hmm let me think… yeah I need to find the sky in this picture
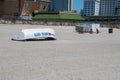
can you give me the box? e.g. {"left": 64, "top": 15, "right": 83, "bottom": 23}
{"left": 73, "top": 0, "right": 83, "bottom": 12}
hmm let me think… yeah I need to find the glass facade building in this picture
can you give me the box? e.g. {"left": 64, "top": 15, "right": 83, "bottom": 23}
{"left": 115, "top": 0, "right": 120, "bottom": 15}
{"left": 49, "top": 0, "right": 73, "bottom": 11}
{"left": 27, "top": 0, "right": 73, "bottom": 12}
{"left": 83, "top": 0, "right": 100, "bottom": 16}
{"left": 33, "top": 0, "right": 49, "bottom": 2}
{"left": 100, "top": 0, "right": 115, "bottom": 16}
{"left": 100, "top": 0, "right": 120, "bottom": 16}
{"left": 84, "top": 0, "right": 120, "bottom": 16}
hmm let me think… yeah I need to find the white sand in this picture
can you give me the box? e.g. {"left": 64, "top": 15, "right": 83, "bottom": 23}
{"left": 0, "top": 24, "right": 120, "bottom": 80}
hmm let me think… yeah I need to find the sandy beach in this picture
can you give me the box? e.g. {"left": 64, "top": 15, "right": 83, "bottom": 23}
{"left": 0, "top": 24, "right": 120, "bottom": 80}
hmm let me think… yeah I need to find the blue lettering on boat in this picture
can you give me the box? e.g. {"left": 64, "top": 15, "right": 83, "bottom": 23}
{"left": 42, "top": 32, "right": 50, "bottom": 36}
{"left": 34, "top": 32, "right": 50, "bottom": 36}
{"left": 34, "top": 33, "right": 41, "bottom": 36}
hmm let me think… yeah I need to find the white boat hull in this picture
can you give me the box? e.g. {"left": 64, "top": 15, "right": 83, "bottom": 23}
{"left": 12, "top": 28, "right": 56, "bottom": 41}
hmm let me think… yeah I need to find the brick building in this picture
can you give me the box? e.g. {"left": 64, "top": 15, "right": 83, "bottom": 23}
{"left": 0, "top": 0, "right": 24, "bottom": 16}
{"left": 0, "top": 0, "right": 49, "bottom": 17}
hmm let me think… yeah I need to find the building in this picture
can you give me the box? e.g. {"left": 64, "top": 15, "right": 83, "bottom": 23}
{"left": 83, "top": 0, "right": 120, "bottom": 16}
{"left": 115, "top": 0, "right": 120, "bottom": 15}
{"left": 0, "top": 0, "right": 4, "bottom": 16}
{"left": 0, "top": 0, "right": 73, "bottom": 17}
{"left": 100, "top": 0, "right": 116, "bottom": 16}
{"left": 0, "top": 0, "right": 49, "bottom": 17}
{"left": 68, "top": 0, "right": 73, "bottom": 11}
{"left": 49, "top": 0, "right": 73, "bottom": 11}
{"left": 83, "top": 0, "right": 100, "bottom": 16}
{"left": 0, "top": 0, "right": 24, "bottom": 17}
{"left": 34, "top": 0, "right": 49, "bottom": 2}
{"left": 100, "top": 0, "right": 120, "bottom": 16}
{"left": 31, "top": 0, "right": 50, "bottom": 13}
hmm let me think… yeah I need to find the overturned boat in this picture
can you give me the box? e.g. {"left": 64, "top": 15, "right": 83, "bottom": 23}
{"left": 11, "top": 28, "right": 56, "bottom": 41}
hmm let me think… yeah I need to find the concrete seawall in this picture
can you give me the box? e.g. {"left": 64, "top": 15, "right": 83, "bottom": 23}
{"left": 1, "top": 18, "right": 120, "bottom": 28}
{"left": 0, "top": 18, "right": 80, "bottom": 26}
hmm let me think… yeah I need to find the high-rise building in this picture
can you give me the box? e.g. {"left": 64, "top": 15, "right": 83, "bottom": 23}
{"left": 100, "top": 0, "right": 120, "bottom": 16}
{"left": 49, "top": 0, "right": 73, "bottom": 11}
{"left": 34, "top": 0, "right": 49, "bottom": 2}
{"left": 68, "top": 0, "right": 73, "bottom": 11}
{"left": 83, "top": 0, "right": 100, "bottom": 16}
{"left": 83, "top": 0, "right": 120, "bottom": 16}
{"left": 115, "top": 0, "right": 120, "bottom": 15}
{"left": 100, "top": 0, "right": 116, "bottom": 16}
